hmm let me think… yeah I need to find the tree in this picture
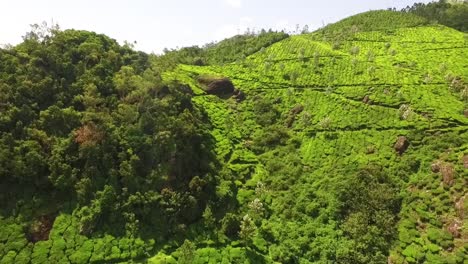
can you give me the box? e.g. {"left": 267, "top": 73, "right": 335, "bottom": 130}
{"left": 336, "top": 165, "right": 401, "bottom": 264}
{"left": 313, "top": 51, "right": 320, "bottom": 69}
{"left": 264, "top": 61, "right": 272, "bottom": 74}
{"left": 350, "top": 46, "right": 360, "bottom": 56}
{"left": 113, "top": 66, "right": 144, "bottom": 98}
{"left": 178, "top": 240, "right": 196, "bottom": 264}
{"left": 248, "top": 198, "right": 264, "bottom": 218}
{"left": 299, "top": 48, "right": 306, "bottom": 63}
{"left": 319, "top": 116, "right": 332, "bottom": 129}
{"left": 290, "top": 71, "right": 300, "bottom": 85}
{"left": 202, "top": 206, "right": 215, "bottom": 229}
{"left": 366, "top": 50, "right": 375, "bottom": 62}
{"left": 23, "top": 21, "right": 60, "bottom": 42}
{"left": 368, "top": 66, "right": 376, "bottom": 80}
{"left": 239, "top": 214, "right": 256, "bottom": 245}
{"left": 401, "top": 0, "right": 468, "bottom": 32}
{"left": 399, "top": 104, "right": 413, "bottom": 120}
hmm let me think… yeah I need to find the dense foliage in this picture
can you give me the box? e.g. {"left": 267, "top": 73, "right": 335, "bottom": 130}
{"left": 154, "top": 30, "right": 288, "bottom": 68}
{"left": 316, "top": 10, "right": 429, "bottom": 35}
{"left": 402, "top": 0, "right": 468, "bottom": 32}
{"left": 1, "top": 8, "right": 467, "bottom": 264}
{"left": 0, "top": 26, "right": 219, "bottom": 262}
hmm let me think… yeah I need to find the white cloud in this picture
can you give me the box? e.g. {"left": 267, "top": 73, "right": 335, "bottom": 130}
{"left": 213, "top": 17, "right": 254, "bottom": 41}
{"left": 213, "top": 24, "right": 238, "bottom": 40}
{"left": 275, "top": 19, "right": 291, "bottom": 31}
{"left": 225, "top": 0, "right": 242, "bottom": 8}
{"left": 240, "top": 17, "right": 253, "bottom": 24}
{"left": 213, "top": 16, "right": 254, "bottom": 41}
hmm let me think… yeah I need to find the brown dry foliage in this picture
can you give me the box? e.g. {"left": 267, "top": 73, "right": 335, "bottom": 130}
{"left": 440, "top": 163, "right": 455, "bottom": 186}
{"left": 27, "top": 215, "right": 56, "bottom": 243}
{"left": 394, "top": 136, "right": 409, "bottom": 155}
{"left": 455, "top": 195, "right": 466, "bottom": 219}
{"left": 431, "top": 160, "right": 442, "bottom": 173}
{"left": 74, "top": 123, "right": 104, "bottom": 147}
{"left": 362, "top": 95, "right": 371, "bottom": 104}
{"left": 446, "top": 219, "right": 462, "bottom": 238}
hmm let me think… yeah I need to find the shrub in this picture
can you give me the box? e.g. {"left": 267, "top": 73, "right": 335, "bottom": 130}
{"left": 402, "top": 243, "right": 425, "bottom": 261}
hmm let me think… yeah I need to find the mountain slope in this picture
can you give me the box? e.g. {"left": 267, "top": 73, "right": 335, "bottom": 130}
{"left": 161, "top": 11, "right": 468, "bottom": 263}
{"left": 0, "top": 10, "right": 467, "bottom": 264}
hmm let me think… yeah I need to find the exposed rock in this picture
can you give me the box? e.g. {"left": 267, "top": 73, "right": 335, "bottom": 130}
{"left": 178, "top": 84, "right": 194, "bottom": 95}
{"left": 362, "top": 95, "right": 370, "bottom": 104}
{"left": 446, "top": 219, "right": 462, "bottom": 238}
{"left": 156, "top": 85, "right": 170, "bottom": 98}
{"left": 362, "top": 95, "right": 373, "bottom": 105}
{"left": 431, "top": 160, "right": 441, "bottom": 173}
{"left": 27, "top": 214, "right": 56, "bottom": 243}
{"left": 232, "top": 89, "right": 246, "bottom": 102}
{"left": 440, "top": 163, "right": 455, "bottom": 186}
{"left": 198, "top": 76, "right": 235, "bottom": 96}
{"left": 286, "top": 104, "right": 304, "bottom": 128}
{"left": 455, "top": 195, "right": 466, "bottom": 218}
{"left": 394, "top": 136, "right": 409, "bottom": 155}
{"left": 290, "top": 104, "right": 304, "bottom": 115}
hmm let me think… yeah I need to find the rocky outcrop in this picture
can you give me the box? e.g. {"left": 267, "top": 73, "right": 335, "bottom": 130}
{"left": 394, "top": 136, "right": 409, "bottom": 155}
{"left": 232, "top": 88, "right": 245, "bottom": 102}
{"left": 431, "top": 160, "right": 441, "bottom": 173}
{"left": 440, "top": 163, "right": 455, "bottom": 186}
{"left": 286, "top": 104, "right": 304, "bottom": 127}
{"left": 362, "top": 95, "right": 372, "bottom": 104}
{"left": 198, "top": 76, "right": 235, "bottom": 96}
{"left": 27, "top": 214, "right": 56, "bottom": 243}
{"left": 290, "top": 104, "right": 304, "bottom": 115}
{"left": 198, "top": 75, "right": 245, "bottom": 101}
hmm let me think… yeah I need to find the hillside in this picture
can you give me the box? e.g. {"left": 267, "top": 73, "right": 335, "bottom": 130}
{"left": 1, "top": 10, "right": 467, "bottom": 264}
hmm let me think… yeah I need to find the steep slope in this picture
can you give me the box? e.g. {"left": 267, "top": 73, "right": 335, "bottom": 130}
{"left": 160, "top": 11, "right": 468, "bottom": 264}
{"left": 153, "top": 30, "right": 288, "bottom": 67}
{"left": 316, "top": 10, "right": 429, "bottom": 33}
{"left": 0, "top": 29, "right": 218, "bottom": 263}
{"left": 402, "top": 0, "right": 468, "bottom": 32}
{"left": 0, "top": 10, "right": 467, "bottom": 264}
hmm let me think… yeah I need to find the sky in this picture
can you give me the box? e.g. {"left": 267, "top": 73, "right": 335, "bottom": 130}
{"left": 1, "top": 0, "right": 433, "bottom": 54}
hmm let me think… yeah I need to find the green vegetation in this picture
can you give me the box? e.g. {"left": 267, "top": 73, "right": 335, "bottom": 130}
{"left": 1, "top": 4, "right": 468, "bottom": 264}
{"left": 402, "top": 0, "right": 468, "bottom": 32}
{"left": 154, "top": 30, "right": 288, "bottom": 68}
{"left": 317, "top": 10, "right": 429, "bottom": 34}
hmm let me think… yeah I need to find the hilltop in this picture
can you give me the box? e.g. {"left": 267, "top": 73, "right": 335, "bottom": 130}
{"left": 0, "top": 9, "right": 467, "bottom": 264}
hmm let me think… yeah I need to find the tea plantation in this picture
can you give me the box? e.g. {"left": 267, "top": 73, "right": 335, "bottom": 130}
{"left": 0, "top": 9, "right": 467, "bottom": 264}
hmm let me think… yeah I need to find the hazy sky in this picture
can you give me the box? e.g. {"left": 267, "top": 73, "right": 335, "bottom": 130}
{"left": 1, "top": 0, "right": 433, "bottom": 53}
